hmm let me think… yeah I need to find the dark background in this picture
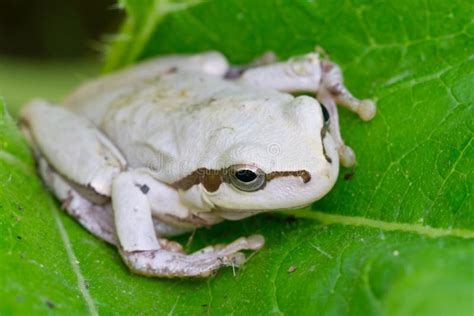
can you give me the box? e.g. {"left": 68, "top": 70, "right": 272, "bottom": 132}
{"left": 0, "top": 0, "right": 122, "bottom": 59}
{"left": 0, "top": 0, "right": 123, "bottom": 116}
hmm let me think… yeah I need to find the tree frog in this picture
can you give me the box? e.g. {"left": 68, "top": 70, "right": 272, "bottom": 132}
{"left": 20, "top": 51, "right": 375, "bottom": 277}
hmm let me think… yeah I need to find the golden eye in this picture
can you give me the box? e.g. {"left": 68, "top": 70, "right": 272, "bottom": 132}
{"left": 229, "top": 164, "right": 266, "bottom": 192}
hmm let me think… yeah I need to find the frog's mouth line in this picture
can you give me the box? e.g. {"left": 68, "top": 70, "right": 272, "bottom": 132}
{"left": 172, "top": 168, "right": 311, "bottom": 193}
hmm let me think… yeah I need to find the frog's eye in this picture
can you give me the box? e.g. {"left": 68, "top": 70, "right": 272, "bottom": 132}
{"left": 229, "top": 165, "right": 266, "bottom": 192}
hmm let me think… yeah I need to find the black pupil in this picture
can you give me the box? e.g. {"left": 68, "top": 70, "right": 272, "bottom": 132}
{"left": 321, "top": 104, "right": 330, "bottom": 123}
{"left": 235, "top": 170, "right": 257, "bottom": 182}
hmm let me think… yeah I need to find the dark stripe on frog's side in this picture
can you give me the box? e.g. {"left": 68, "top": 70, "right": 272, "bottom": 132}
{"left": 320, "top": 126, "right": 332, "bottom": 164}
{"left": 171, "top": 168, "right": 311, "bottom": 192}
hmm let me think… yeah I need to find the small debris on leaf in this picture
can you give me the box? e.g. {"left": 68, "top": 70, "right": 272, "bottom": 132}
{"left": 285, "top": 215, "right": 297, "bottom": 224}
{"left": 344, "top": 171, "right": 355, "bottom": 181}
{"left": 45, "top": 299, "right": 56, "bottom": 309}
{"left": 287, "top": 266, "right": 296, "bottom": 273}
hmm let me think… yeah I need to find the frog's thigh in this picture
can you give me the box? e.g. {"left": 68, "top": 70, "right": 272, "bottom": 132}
{"left": 38, "top": 156, "right": 118, "bottom": 245}
{"left": 20, "top": 99, "right": 126, "bottom": 196}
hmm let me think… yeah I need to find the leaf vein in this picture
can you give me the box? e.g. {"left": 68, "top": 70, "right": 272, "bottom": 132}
{"left": 0, "top": 150, "right": 35, "bottom": 175}
{"left": 51, "top": 203, "right": 99, "bottom": 316}
{"left": 289, "top": 209, "right": 474, "bottom": 239}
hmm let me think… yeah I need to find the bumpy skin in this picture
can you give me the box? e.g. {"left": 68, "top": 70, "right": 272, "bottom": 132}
{"left": 20, "top": 51, "right": 375, "bottom": 277}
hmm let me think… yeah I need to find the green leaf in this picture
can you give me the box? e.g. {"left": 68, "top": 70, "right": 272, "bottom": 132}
{"left": 0, "top": 58, "right": 97, "bottom": 117}
{"left": 103, "top": 0, "right": 202, "bottom": 72}
{"left": 2, "top": 0, "right": 474, "bottom": 315}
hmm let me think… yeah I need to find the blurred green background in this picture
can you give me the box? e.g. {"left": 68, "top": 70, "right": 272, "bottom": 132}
{"left": 0, "top": 0, "right": 122, "bottom": 116}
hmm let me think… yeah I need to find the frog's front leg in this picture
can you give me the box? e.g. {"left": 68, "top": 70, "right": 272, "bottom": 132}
{"left": 113, "top": 171, "right": 264, "bottom": 277}
{"left": 236, "top": 52, "right": 376, "bottom": 167}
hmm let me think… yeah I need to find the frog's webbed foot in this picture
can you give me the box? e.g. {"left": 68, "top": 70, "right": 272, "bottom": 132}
{"left": 120, "top": 235, "right": 264, "bottom": 278}
{"left": 236, "top": 51, "right": 376, "bottom": 167}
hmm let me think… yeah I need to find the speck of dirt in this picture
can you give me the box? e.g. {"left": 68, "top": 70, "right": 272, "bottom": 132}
{"left": 140, "top": 184, "right": 150, "bottom": 194}
{"left": 167, "top": 66, "right": 178, "bottom": 74}
{"left": 84, "top": 280, "right": 90, "bottom": 289}
{"left": 344, "top": 171, "right": 355, "bottom": 181}
{"left": 45, "top": 299, "right": 56, "bottom": 309}
{"left": 16, "top": 236, "right": 22, "bottom": 240}
{"left": 287, "top": 266, "right": 296, "bottom": 273}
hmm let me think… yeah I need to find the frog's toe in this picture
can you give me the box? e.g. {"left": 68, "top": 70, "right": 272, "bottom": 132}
{"left": 358, "top": 99, "right": 376, "bottom": 121}
{"left": 158, "top": 238, "right": 184, "bottom": 253}
{"left": 339, "top": 145, "right": 356, "bottom": 168}
{"left": 215, "top": 235, "right": 265, "bottom": 255}
{"left": 191, "top": 235, "right": 265, "bottom": 258}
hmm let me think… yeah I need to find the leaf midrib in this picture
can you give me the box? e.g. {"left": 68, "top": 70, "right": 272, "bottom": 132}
{"left": 289, "top": 209, "right": 474, "bottom": 239}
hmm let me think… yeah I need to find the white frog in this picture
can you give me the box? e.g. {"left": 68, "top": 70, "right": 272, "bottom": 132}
{"left": 20, "top": 51, "right": 375, "bottom": 277}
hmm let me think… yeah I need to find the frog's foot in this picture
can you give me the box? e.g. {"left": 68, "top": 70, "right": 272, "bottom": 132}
{"left": 318, "top": 91, "right": 357, "bottom": 167}
{"left": 318, "top": 60, "right": 377, "bottom": 167}
{"left": 120, "top": 235, "right": 264, "bottom": 278}
{"left": 235, "top": 51, "right": 376, "bottom": 167}
{"left": 320, "top": 60, "right": 376, "bottom": 121}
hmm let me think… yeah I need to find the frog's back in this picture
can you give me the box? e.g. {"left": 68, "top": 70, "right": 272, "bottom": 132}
{"left": 86, "top": 72, "right": 296, "bottom": 182}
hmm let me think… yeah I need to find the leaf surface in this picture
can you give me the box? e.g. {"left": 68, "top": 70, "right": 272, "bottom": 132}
{"left": 1, "top": 0, "right": 474, "bottom": 315}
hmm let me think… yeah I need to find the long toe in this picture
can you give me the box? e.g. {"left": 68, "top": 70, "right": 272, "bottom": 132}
{"left": 359, "top": 100, "right": 376, "bottom": 121}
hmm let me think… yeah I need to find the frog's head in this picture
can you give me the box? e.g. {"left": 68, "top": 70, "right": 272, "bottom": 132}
{"left": 173, "top": 95, "right": 339, "bottom": 219}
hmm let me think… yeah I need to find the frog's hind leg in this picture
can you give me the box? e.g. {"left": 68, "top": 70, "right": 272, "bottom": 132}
{"left": 37, "top": 154, "right": 189, "bottom": 251}
{"left": 120, "top": 234, "right": 264, "bottom": 278}
{"left": 20, "top": 99, "right": 127, "bottom": 196}
{"left": 38, "top": 156, "right": 118, "bottom": 245}
{"left": 20, "top": 99, "right": 128, "bottom": 243}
